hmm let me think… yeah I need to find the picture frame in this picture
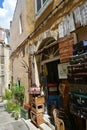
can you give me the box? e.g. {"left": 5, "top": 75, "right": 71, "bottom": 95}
{"left": 58, "top": 62, "right": 69, "bottom": 79}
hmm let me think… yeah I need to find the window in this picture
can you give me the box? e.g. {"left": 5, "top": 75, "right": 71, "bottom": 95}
{"left": 0, "top": 57, "right": 4, "bottom": 64}
{"left": 21, "top": 47, "right": 25, "bottom": 57}
{"left": 43, "top": 0, "right": 47, "bottom": 4}
{"left": 35, "top": 0, "right": 49, "bottom": 15}
{"left": 0, "top": 45, "right": 4, "bottom": 55}
{"left": 1, "top": 76, "right": 4, "bottom": 84}
{"left": 36, "top": 0, "right": 41, "bottom": 12}
{"left": 0, "top": 30, "right": 5, "bottom": 40}
{"left": 1, "top": 71, "right": 4, "bottom": 75}
{"left": 19, "top": 14, "right": 23, "bottom": 34}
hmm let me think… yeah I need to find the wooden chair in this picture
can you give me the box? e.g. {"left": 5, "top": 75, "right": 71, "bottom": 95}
{"left": 53, "top": 109, "right": 65, "bottom": 130}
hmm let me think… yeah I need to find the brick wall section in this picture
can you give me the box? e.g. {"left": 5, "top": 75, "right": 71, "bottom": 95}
{"left": 58, "top": 34, "right": 77, "bottom": 110}
{"left": 58, "top": 34, "right": 76, "bottom": 63}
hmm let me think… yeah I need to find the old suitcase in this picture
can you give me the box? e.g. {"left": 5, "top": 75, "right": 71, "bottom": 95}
{"left": 69, "top": 84, "right": 87, "bottom": 94}
{"left": 68, "top": 72, "right": 87, "bottom": 84}
{"left": 67, "top": 63, "right": 87, "bottom": 73}
{"left": 69, "top": 92, "right": 87, "bottom": 119}
{"left": 69, "top": 52, "right": 87, "bottom": 64}
{"left": 67, "top": 62, "right": 87, "bottom": 84}
{"left": 73, "top": 40, "right": 87, "bottom": 55}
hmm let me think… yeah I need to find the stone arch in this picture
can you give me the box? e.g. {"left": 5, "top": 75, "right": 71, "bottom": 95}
{"left": 35, "top": 29, "right": 57, "bottom": 52}
{"left": 32, "top": 30, "right": 58, "bottom": 87}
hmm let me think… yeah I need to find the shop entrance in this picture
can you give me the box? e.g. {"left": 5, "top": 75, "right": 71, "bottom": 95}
{"left": 45, "top": 60, "right": 60, "bottom": 118}
{"left": 46, "top": 60, "right": 59, "bottom": 84}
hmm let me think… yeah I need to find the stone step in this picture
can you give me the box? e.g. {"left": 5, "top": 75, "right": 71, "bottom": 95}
{"left": 22, "top": 114, "right": 55, "bottom": 130}
{"left": 0, "top": 120, "right": 30, "bottom": 130}
{"left": 23, "top": 118, "right": 55, "bottom": 130}
{"left": 43, "top": 114, "right": 55, "bottom": 130}
{"left": 39, "top": 123, "right": 53, "bottom": 130}
{"left": 22, "top": 118, "right": 40, "bottom": 130}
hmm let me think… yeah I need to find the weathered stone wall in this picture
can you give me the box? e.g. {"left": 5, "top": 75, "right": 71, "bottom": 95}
{"left": 10, "top": 0, "right": 87, "bottom": 104}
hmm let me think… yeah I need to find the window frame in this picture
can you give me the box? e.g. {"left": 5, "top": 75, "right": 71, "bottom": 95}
{"left": 19, "top": 14, "right": 23, "bottom": 34}
{"left": 21, "top": 47, "right": 25, "bottom": 57}
{"left": 35, "top": 0, "right": 53, "bottom": 18}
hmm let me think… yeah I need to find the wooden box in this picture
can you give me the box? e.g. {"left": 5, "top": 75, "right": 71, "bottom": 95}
{"left": 32, "top": 96, "right": 45, "bottom": 105}
{"left": 30, "top": 110, "right": 44, "bottom": 126}
{"left": 31, "top": 103, "right": 44, "bottom": 113}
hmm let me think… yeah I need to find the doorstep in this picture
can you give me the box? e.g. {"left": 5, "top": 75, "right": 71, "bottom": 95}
{"left": 22, "top": 114, "right": 55, "bottom": 130}
{"left": 39, "top": 123, "right": 53, "bottom": 130}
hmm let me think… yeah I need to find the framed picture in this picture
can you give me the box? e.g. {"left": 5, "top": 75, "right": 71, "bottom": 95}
{"left": 58, "top": 62, "right": 69, "bottom": 79}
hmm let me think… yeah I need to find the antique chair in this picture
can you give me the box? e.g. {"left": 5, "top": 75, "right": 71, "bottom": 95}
{"left": 53, "top": 109, "right": 65, "bottom": 130}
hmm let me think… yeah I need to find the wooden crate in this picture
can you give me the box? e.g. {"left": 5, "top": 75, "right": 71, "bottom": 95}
{"left": 30, "top": 110, "right": 44, "bottom": 126}
{"left": 32, "top": 96, "right": 45, "bottom": 105}
{"left": 31, "top": 103, "right": 44, "bottom": 113}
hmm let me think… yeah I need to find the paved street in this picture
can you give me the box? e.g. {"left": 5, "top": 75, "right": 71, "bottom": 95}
{"left": 0, "top": 102, "right": 54, "bottom": 130}
{"left": 0, "top": 110, "right": 15, "bottom": 124}
{"left": 0, "top": 110, "right": 54, "bottom": 130}
{"left": 0, "top": 120, "right": 30, "bottom": 130}
{"left": 0, "top": 101, "right": 30, "bottom": 130}
{"left": 0, "top": 109, "right": 30, "bottom": 130}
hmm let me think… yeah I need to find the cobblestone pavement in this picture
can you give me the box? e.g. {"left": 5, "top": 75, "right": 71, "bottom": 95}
{"left": 0, "top": 102, "right": 54, "bottom": 130}
{"left": 0, "top": 108, "right": 29, "bottom": 130}
{"left": 0, "top": 120, "right": 30, "bottom": 130}
{"left": 0, "top": 110, "right": 15, "bottom": 124}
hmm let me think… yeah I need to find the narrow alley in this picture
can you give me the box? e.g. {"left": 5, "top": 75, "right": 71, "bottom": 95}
{"left": 0, "top": 0, "right": 87, "bottom": 130}
{"left": 0, "top": 102, "right": 54, "bottom": 130}
{"left": 0, "top": 106, "right": 29, "bottom": 130}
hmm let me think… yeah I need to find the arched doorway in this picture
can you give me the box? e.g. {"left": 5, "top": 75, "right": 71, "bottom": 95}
{"left": 35, "top": 34, "right": 60, "bottom": 118}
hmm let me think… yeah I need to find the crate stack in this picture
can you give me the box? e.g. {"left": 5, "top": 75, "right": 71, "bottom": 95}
{"left": 30, "top": 96, "right": 45, "bottom": 127}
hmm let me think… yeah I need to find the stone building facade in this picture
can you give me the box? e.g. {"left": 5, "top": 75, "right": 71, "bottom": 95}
{"left": 10, "top": 0, "right": 87, "bottom": 129}
{"left": 0, "top": 27, "right": 10, "bottom": 98}
{"left": 10, "top": 0, "right": 35, "bottom": 103}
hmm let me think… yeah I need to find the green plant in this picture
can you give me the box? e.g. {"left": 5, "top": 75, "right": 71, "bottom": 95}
{"left": 2, "top": 89, "right": 12, "bottom": 100}
{"left": 11, "top": 106, "right": 21, "bottom": 119}
{"left": 14, "top": 111, "right": 20, "bottom": 120}
{"left": 6, "top": 100, "right": 21, "bottom": 111}
{"left": 6, "top": 101, "right": 17, "bottom": 112}
{"left": 11, "top": 83, "right": 25, "bottom": 106}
